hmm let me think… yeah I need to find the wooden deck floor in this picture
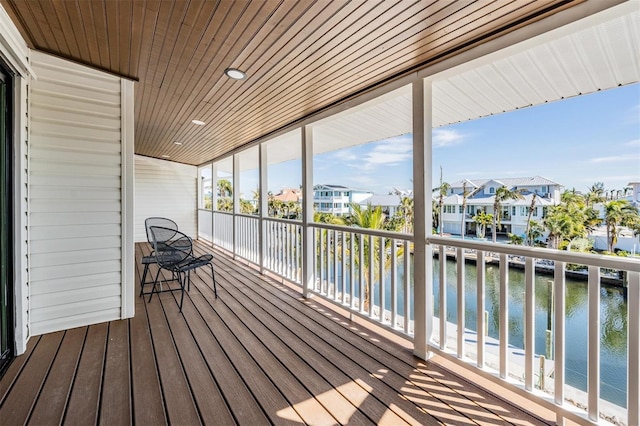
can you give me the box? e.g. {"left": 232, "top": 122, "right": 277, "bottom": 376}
{"left": 0, "top": 241, "right": 555, "bottom": 425}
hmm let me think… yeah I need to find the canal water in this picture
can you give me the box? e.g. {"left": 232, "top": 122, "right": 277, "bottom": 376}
{"left": 362, "top": 258, "right": 628, "bottom": 408}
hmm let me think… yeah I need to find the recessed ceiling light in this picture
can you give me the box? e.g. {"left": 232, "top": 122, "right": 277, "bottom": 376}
{"left": 162, "top": 155, "right": 170, "bottom": 158}
{"left": 174, "top": 141, "right": 183, "bottom": 145}
{"left": 192, "top": 119, "right": 206, "bottom": 125}
{"left": 224, "top": 68, "right": 246, "bottom": 80}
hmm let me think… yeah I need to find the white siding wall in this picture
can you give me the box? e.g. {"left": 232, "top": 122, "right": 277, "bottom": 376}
{"left": 134, "top": 155, "right": 196, "bottom": 242}
{"left": 28, "top": 51, "right": 130, "bottom": 335}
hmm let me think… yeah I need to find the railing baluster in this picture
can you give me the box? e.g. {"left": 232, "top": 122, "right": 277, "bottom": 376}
{"left": 554, "top": 261, "right": 566, "bottom": 416}
{"left": 477, "top": 249, "right": 485, "bottom": 368}
{"left": 457, "top": 247, "right": 465, "bottom": 359}
{"left": 588, "top": 265, "right": 600, "bottom": 421}
{"left": 629, "top": 271, "right": 640, "bottom": 426}
{"left": 342, "top": 231, "right": 347, "bottom": 305}
{"left": 404, "top": 240, "right": 410, "bottom": 334}
{"left": 319, "top": 229, "right": 325, "bottom": 293}
{"left": 391, "top": 239, "right": 398, "bottom": 329}
{"left": 333, "top": 230, "right": 338, "bottom": 300}
{"left": 525, "top": 256, "right": 535, "bottom": 391}
{"left": 499, "top": 253, "right": 508, "bottom": 379}
{"left": 368, "top": 234, "right": 374, "bottom": 318}
{"left": 359, "top": 235, "right": 364, "bottom": 313}
{"left": 379, "top": 236, "right": 385, "bottom": 323}
{"left": 439, "top": 244, "right": 447, "bottom": 350}
{"left": 350, "top": 233, "right": 355, "bottom": 309}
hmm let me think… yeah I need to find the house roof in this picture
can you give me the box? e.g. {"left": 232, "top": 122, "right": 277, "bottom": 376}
{"left": 449, "top": 176, "right": 561, "bottom": 188}
{"left": 4, "top": 0, "right": 634, "bottom": 168}
{"left": 359, "top": 194, "right": 401, "bottom": 207}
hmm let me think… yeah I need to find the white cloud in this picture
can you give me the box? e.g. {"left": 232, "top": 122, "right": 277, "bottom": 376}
{"left": 589, "top": 155, "right": 639, "bottom": 164}
{"left": 360, "top": 137, "right": 413, "bottom": 170}
{"left": 432, "top": 129, "right": 466, "bottom": 148}
{"left": 623, "top": 139, "right": 640, "bottom": 149}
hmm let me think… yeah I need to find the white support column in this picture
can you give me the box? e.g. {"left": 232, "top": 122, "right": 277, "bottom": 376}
{"left": 120, "top": 79, "right": 135, "bottom": 319}
{"left": 233, "top": 154, "right": 239, "bottom": 259}
{"left": 301, "top": 126, "right": 314, "bottom": 298}
{"left": 412, "top": 77, "right": 433, "bottom": 359}
{"left": 259, "top": 143, "right": 268, "bottom": 273}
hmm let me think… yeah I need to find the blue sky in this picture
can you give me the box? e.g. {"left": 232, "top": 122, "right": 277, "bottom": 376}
{"left": 305, "top": 83, "right": 639, "bottom": 195}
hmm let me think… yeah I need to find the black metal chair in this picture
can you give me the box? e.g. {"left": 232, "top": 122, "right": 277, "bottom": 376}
{"left": 148, "top": 226, "right": 218, "bottom": 311}
{"left": 140, "top": 217, "right": 178, "bottom": 296}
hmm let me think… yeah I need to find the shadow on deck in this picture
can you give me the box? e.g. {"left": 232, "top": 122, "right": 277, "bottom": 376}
{"left": 0, "top": 241, "right": 556, "bottom": 425}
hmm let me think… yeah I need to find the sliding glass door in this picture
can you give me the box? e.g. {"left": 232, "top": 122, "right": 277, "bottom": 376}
{"left": 0, "top": 63, "right": 13, "bottom": 375}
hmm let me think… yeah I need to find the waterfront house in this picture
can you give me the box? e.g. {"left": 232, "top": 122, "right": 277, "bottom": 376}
{"left": 0, "top": 1, "right": 639, "bottom": 425}
{"left": 313, "top": 184, "right": 372, "bottom": 216}
{"left": 440, "top": 176, "right": 561, "bottom": 237}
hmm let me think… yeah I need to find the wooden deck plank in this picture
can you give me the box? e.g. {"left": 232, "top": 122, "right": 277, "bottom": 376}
{"left": 63, "top": 322, "right": 108, "bottom": 426}
{"left": 187, "top": 270, "right": 361, "bottom": 425}
{"left": 175, "top": 293, "right": 270, "bottom": 425}
{"left": 183, "top": 291, "right": 304, "bottom": 426}
{"left": 29, "top": 327, "right": 87, "bottom": 425}
{"left": 130, "top": 294, "right": 167, "bottom": 424}
{"left": 99, "top": 320, "right": 131, "bottom": 426}
{"left": 0, "top": 335, "right": 40, "bottom": 405}
{"left": 159, "top": 291, "right": 235, "bottom": 425}
{"left": 195, "top": 258, "right": 439, "bottom": 426}
{"left": 0, "top": 331, "right": 63, "bottom": 423}
{"left": 144, "top": 291, "right": 201, "bottom": 425}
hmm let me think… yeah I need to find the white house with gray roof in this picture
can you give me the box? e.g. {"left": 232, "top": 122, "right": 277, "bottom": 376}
{"left": 440, "top": 176, "right": 562, "bottom": 238}
{"left": 313, "top": 184, "right": 372, "bottom": 216}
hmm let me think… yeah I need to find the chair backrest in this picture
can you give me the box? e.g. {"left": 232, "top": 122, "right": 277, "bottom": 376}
{"left": 145, "top": 217, "right": 178, "bottom": 244}
{"left": 149, "top": 226, "right": 193, "bottom": 268}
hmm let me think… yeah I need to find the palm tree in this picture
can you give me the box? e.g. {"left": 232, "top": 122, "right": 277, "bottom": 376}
{"left": 543, "top": 203, "right": 586, "bottom": 250}
{"left": 604, "top": 199, "right": 640, "bottom": 252}
{"left": 585, "top": 182, "right": 605, "bottom": 208}
{"left": 397, "top": 195, "right": 414, "bottom": 233}
{"left": 460, "top": 181, "right": 470, "bottom": 239}
{"left": 473, "top": 211, "right": 493, "bottom": 239}
{"left": 217, "top": 178, "right": 232, "bottom": 197}
{"left": 435, "top": 167, "right": 450, "bottom": 236}
{"left": 492, "top": 187, "right": 524, "bottom": 243}
{"left": 524, "top": 192, "right": 537, "bottom": 246}
{"left": 340, "top": 203, "right": 399, "bottom": 311}
{"left": 527, "top": 219, "right": 545, "bottom": 246}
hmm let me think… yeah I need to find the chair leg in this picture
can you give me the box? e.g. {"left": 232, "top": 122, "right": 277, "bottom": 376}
{"left": 148, "top": 268, "right": 162, "bottom": 303}
{"left": 179, "top": 271, "right": 187, "bottom": 312}
{"left": 210, "top": 263, "right": 218, "bottom": 299}
{"left": 139, "top": 263, "right": 150, "bottom": 297}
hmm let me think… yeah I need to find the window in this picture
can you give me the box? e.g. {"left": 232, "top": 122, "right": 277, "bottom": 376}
{"left": 533, "top": 207, "right": 538, "bottom": 217}
{"left": 459, "top": 206, "right": 464, "bottom": 214}
{"left": 512, "top": 206, "right": 516, "bottom": 216}
{"left": 489, "top": 187, "right": 495, "bottom": 194}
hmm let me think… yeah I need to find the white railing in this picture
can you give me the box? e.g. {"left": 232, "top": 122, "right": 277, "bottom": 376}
{"left": 264, "top": 218, "right": 302, "bottom": 283}
{"left": 311, "top": 223, "right": 414, "bottom": 337}
{"left": 212, "top": 211, "right": 233, "bottom": 252}
{"left": 197, "top": 209, "right": 212, "bottom": 241}
{"left": 427, "top": 235, "right": 640, "bottom": 426}
{"left": 235, "top": 214, "right": 259, "bottom": 264}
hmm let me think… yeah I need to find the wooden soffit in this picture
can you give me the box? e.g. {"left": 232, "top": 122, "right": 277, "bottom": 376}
{"left": 2, "top": 0, "right": 582, "bottom": 165}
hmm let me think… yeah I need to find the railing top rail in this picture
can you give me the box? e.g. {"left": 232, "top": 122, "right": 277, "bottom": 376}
{"left": 197, "top": 208, "right": 213, "bottom": 212}
{"left": 234, "top": 212, "right": 260, "bottom": 219}
{"left": 212, "top": 210, "right": 234, "bottom": 216}
{"left": 263, "top": 216, "right": 303, "bottom": 225}
{"left": 427, "top": 235, "right": 640, "bottom": 272}
{"left": 311, "top": 222, "right": 414, "bottom": 241}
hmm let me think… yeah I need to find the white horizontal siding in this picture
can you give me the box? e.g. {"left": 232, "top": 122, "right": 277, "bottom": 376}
{"left": 134, "top": 155, "right": 196, "bottom": 242}
{"left": 29, "top": 51, "right": 125, "bottom": 336}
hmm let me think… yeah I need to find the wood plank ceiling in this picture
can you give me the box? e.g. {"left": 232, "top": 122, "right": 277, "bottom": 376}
{"left": 2, "top": 0, "right": 581, "bottom": 166}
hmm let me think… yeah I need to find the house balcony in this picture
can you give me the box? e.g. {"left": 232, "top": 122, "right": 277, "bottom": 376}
{"left": 0, "top": 241, "right": 559, "bottom": 425}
